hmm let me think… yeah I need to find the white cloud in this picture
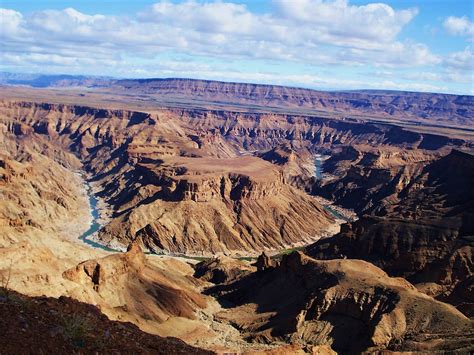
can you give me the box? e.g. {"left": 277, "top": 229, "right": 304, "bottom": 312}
{"left": 135, "top": 0, "right": 425, "bottom": 63}
{"left": 0, "top": 8, "right": 25, "bottom": 38}
{"left": 0, "top": 1, "right": 432, "bottom": 69}
{"left": 141, "top": 1, "right": 258, "bottom": 35}
{"left": 443, "top": 16, "right": 474, "bottom": 37}
{"left": 336, "top": 42, "right": 440, "bottom": 68}
{"left": 0, "top": 1, "right": 472, "bottom": 93}
{"left": 444, "top": 46, "right": 474, "bottom": 71}
{"left": 273, "top": 0, "right": 418, "bottom": 42}
{"left": 403, "top": 72, "right": 441, "bottom": 81}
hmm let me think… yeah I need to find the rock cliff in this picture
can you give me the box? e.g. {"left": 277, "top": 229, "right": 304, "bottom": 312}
{"left": 63, "top": 241, "right": 208, "bottom": 324}
{"left": 209, "top": 252, "right": 473, "bottom": 353}
{"left": 308, "top": 150, "right": 474, "bottom": 315}
{"left": 113, "top": 78, "right": 474, "bottom": 128}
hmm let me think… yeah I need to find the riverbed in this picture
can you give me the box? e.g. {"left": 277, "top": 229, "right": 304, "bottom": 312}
{"left": 314, "top": 154, "right": 324, "bottom": 179}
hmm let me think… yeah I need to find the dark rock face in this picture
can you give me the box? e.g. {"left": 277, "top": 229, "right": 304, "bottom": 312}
{"left": 441, "top": 276, "right": 474, "bottom": 317}
{"left": 0, "top": 288, "right": 211, "bottom": 354}
{"left": 208, "top": 252, "right": 473, "bottom": 354}
{"left": 194, "top": 256, "right": 255, "bottom": 284}
{"left": 308, "top": 150, "right": 474, "bottom": 315}
{"left": 308, "top": 216, "right": 469, "bottom": 277}
{"left": 253, "top": 252, "right": 277, "bottom": 272}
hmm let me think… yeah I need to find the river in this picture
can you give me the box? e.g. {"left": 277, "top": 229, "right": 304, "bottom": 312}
{"left": 314, "top": 154, "right": 323, "bottom": 180}
{"left": 314, "top": 154, "right": 353, "bottom": 222}
{"left": 79, "top": 183, "right": 117, "bottom": 252}
{"left": 78, "top": 155, "right": 354, "bottom": 257}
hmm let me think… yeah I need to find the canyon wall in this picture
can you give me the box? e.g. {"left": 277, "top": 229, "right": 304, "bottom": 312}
{"left": 113, "top": 78, "right": 474, "bottom": 127}
{"left": 1, "top": 99, "right": 471, "bottom": 255}
{"left": 308, "top": 149, "right": 474, "bottom": 316}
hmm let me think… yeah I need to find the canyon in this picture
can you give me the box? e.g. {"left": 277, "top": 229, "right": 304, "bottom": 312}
{"left": 0, "top": 79, "right": 473, "bottom": 353}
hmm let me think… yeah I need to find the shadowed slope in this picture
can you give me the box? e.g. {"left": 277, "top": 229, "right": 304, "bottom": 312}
{"left": 308, "top": 150, "right": 474, "bottom": 315}
{"left": 208, "top": 252, "right": 473, "bottom": 354}
{"left": 0, "top": 287, "right": 211, "bottom": 354}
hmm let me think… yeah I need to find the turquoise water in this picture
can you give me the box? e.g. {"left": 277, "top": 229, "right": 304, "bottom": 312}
{"left": 314, "top": 156, "right": 323, "bottom": 179}
{"left": 314, "top": 156, "right": 351, "bottom": 222}
{"left": 323, "top": 205, "right": 348, "bottom": 221}
{"left": 78, "top": 184, "right": 161, "bottom": 255}
{"left": 78, "top": 185, "right": 117, "bottom": 252}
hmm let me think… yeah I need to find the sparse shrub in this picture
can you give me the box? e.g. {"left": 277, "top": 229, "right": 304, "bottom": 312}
{"left": 0, "top": 260, "right": 13, "bottom": 300}
{"left": 92, "top": 329, "right": 111, "bottom": 350}
{"left": 61, "top": 313, "right": 92, "bottom": 347}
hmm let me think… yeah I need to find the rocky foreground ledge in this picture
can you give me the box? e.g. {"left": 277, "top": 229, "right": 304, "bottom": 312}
{"left": 0, "top": 286, "right": 211, "bottom": 354}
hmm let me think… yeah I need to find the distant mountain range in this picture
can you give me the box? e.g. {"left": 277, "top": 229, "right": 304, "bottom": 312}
{"left": 0, "top": 72, "right": 113, "bottom": 88}
{"left": 2, "top": 72, "right": 472, "bottom": 97}
{"left": 1, "top": 72, "right": 473, "bottom": 128}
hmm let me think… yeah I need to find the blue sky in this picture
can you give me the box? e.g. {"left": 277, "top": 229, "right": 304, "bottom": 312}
{"left": 1, "top": 0, "right": 473, "bottom": 94}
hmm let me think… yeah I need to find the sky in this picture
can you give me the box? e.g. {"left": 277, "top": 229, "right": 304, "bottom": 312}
{"left": 0, "top": 0, "right": 473, "bottom": 94}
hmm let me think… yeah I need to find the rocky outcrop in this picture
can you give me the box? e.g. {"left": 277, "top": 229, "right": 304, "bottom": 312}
{"left": 138, "top": 158, "right": 285, "bottom": 203}
{"left": 0, "top": 238, "right": 229, "bottom": 349}
{"left": 254, "top": 252, "right": 277, "bottom": 272}
{"left": 63, "top": 240, "right": 146, "bottom": 291}
{"left": 110, "top": 183, "right": 334, "bottom": 255}
{"left": 63, "top": 241, "right": 208, "bottom": 323}
{"left": 308, "top": 150, "right": 474, "bottom": 315}
{"left": 194, "top": 256, "right": 255, "bottom": 284}
{"left": 209, "top": 252, "right": 473, "bottom": 353}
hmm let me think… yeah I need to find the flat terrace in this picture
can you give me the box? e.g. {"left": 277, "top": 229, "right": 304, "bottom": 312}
{"left": 143, "top": 155, "right": 280, "bottom": 183}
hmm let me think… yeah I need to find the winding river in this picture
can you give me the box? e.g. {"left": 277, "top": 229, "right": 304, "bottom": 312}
{"left": 314, "top": 154, "right": 324, "bottom": 180}
{"left": 314, "top": 155, "right": 352, "bottom": 222}
{"left": 79, "top": 183, "right": 116, "bottom": 252}
{"left": 78, "top": 155, "right": 353, "bottom": 256}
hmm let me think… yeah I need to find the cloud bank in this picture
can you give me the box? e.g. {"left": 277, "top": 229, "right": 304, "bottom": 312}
{"left": 0, "top": 1, "right": 473, "bottom": 93}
